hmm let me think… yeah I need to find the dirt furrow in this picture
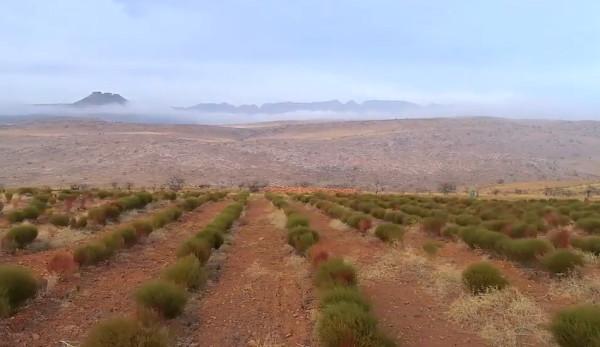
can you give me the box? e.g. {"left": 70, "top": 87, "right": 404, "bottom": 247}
{"left": 188, "top": 197, "right": 313, "bottom": 347}
{"left": 0, "top": 200, "right": 229, "bottom": 347}
{"left": 293, "top": 202, "right": 487, "bottom": 347}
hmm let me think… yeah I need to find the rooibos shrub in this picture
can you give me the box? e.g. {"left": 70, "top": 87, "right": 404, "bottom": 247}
{"left": 73, "top": 242, "right": 109, "bottom": 266}
{"left": 287, "top": 226, "right": 319, "bottom": 254}
{"left": 49, "top": 214, "right": 70, "bottom": 227}
{"left": 0, "top": 265, "right": 39, "bottom": 317}
{"left": 462, "top": 262, "right": 509, "bottom": 294}
{"left": 82, "top": 317, "right": 169, "bottom": 347}
{"left": 6, "top": 210, "right": 25, "bottom": 223}
{"left": 374, "top": 224, "right": 405, "bottom": 243}
{"left": 576, "top": 218, "right": 600, "bottom": 234}
{"left": 177, "top": 238, "right": 212, "bottom": 264}
{"left": 542, "top": 250, "right": 584, "bottom": 275}
{"left": 2, "top": 224, "right": 38, "bottom": 250}
{"left": 572, "top": 236, "right": 600, "bottom": 255}
{"left": 135, "top": 280, "right": 187, "bottom": 319}
{"left": 550, "top": 304, "right": 600, "bottom": 347}
{"left": 319, "top": 286, "right": 370, "bottom": 312}
{"left": 498, "top": 238, "right": 554, "bottom": 263}
{"left": 315, "top": 258, "right": 357, "bottom": 289}
{"left": 162, "top": 255, "right": 206, "bottom": 290}
{"left": 286, "top": 213, "right": 309, "bottom": 229}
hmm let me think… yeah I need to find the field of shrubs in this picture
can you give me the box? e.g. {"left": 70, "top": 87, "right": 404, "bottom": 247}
{"left": 1, "top": 186, "right": 600, "bottom": 346}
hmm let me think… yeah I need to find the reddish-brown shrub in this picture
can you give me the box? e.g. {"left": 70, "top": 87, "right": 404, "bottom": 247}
{"left": 47, "top": 252, "right": 79, "bottom": 276}
{"left": 549, "top": 229, "right": 571, "bottom": 249}
{"left": 357, "top": 219, "right": 372, "bottom": 233}
{"left": 309, "top": 246, "right": 330, "bottom": 267}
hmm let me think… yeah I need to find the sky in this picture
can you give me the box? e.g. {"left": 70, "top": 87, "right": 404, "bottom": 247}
{"left": 1, "top": 0, "right": 600, "bottom": 118}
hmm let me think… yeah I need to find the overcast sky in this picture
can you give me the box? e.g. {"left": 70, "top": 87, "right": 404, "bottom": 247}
{"left": 1, "top": 0, "right": 600, "bottom": 118}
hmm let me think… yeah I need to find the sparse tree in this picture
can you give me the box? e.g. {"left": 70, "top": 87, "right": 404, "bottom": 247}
{"left": 110, "top": 181, "right": 119, "bottom": 190}
{"left": 125, "top": 182, "right": 134, "bottom": 191}
{"left": 438, "top": 182, "right": 456, "bottom": 194}
{"left": 167, "top": 176, "right": 185, "bottom": 192}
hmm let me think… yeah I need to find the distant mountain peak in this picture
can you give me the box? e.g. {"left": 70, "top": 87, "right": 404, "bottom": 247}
{"left": 73, "top": 91, "right": 128, "bottom": 107}
{"left": 181, "top": 99, "right": 420, "bottom": 114}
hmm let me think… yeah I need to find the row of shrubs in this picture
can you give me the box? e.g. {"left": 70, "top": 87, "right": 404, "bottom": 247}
{"left": 266, "top": 193, "right": 320, "bottom": 254}
{"left": 73, "top": 205, "right": 185, "bottom": 266}
{"left": 81, "top": 192, "right": 248, "bottom": 346}
{"left": 266, "top": 193, "right": 396, "bottom": 346}
{"left": 296, "top": 196, "right": 373, "bottom": 233}
{"left": 87, "top": 191, "right": 155, "bottom": 225}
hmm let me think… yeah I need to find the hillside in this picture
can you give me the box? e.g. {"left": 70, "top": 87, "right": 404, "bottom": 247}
{"left": 0, "top": 117, "right": 599, "bottom": 189}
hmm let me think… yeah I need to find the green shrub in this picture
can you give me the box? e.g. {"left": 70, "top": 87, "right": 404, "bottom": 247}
{"left": 131, "top": 219, "right": 153, "bottom": 236}
{"left": 162, "top": 255, "right": 206, "bottom": 290}
{"left": 73, "top": 242, "right": 110, "bottom": 266}
{"left": 197, "top": 229, "right": 224, "bottom": 249}
{"left": 442, "top": 225, "right": 461, "bottom": 239}
{"left": 82, "top": 317, "right": 169, "bottom": 347}
{"left": 0, "top": 265, "right": 38, "bottom": 317}
{"left": 542, "top": 250, "right": 584, "bottom": 275}
{"left": 21, "top": 206, "right": 41, "bottom": 220}
{"left": 498, "top": 238, "right": 554, "bottom": 263}
{"left": 509, "top": 223, "right": 538, "bottom": 238}
{"left": 422, "top": 240, "right": 441, "bottom": 256}
{"left": 135, "top": 280, "right": 187, "bottom": 319}
{"left": 550, "top": 304, "right": 600, "bottom": 347}
{"left": 318, "top": 302, "right": 393, "bottom": 347}
{"left": 482, "top": 219, "right": 512, "bottom": 232}
{"left": 315, "top": 258, "right": 357, "bottom": 289}
{"left": 455, "top": 214, "right": 481, "bottom": 226}
{"left": 49, "top": 214, "right": 70, "bottom": 227}
{"left": 115, "top": 226, "right": 138, "bottom": 247}
{"left": 319, "top": 286, "right": 370, "bottom": 312}
{"left": 572, "top": 236, "right": 600, "bottom": 255}
{"left": 287, "top": 226, "right": 319, "bottom": 253}
{"left": 177, "top": 238, "right": 212, "bottom": 264}
{"left": 460, "top": 227, "right": 509, "bottom": 251}
{"left": 576, "top": 218, "right": 600, "bottom": 234}
{"left": 422, "top": 216, "right": 446, "bottom": 235}
{"left": 181, "top": 197, "right": 202, "bottom": 211}
{"left": 6, "top": 210, "right": 25, "bottom": 223}
{"left": 88, "top": 206, "right": 108, "bottom": 225}
{"left": 374, "top": 224, "right": 405, "bottom": 243}
{"left": 286, "top": 213, "right": 309, "bottom": 229}
{"left": 462, "top": 262, "right": 509, "bottom": 294}
{"left": 3, "top": 224, "right": 38, "bottom": 249}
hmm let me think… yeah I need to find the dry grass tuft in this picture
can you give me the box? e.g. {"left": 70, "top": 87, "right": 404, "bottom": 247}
{"left": 247, "top": 334, "right": 285, "bottom": 347}
{"left": 328, "top": 219, "right": 350, "bottom": 232}
{"left": 548, "top": 275, "right": 600, "bottom": 304}
{"left": 448, "top": 288, "right": 552, "bottom": 347}
{"left": 268, "top": 209, "right": 287, "bottom": 230}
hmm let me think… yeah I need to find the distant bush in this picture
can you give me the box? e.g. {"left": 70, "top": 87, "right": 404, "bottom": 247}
{"left": 374, "top": 224, "right": 405, "bottom": 243}
{"left": 576, "top": 218, "right": 600, "bottom": 234}
{"left": 572, "top": 236, "right": 600, "bottom": 255}
{"left": 319, "top": 286, "right": 370, "bottom": 312}
{"left": 21, "top": 205, "right": 41, "bottom": 220}
{"left": 2, "top": 224, "right": 38, "bottom": 250}
{"left": 550, "top": 304, "right": 600, "bottom": 347}
{"left": 82, "top": 317, "right": 169, "bottom": 347}
{"left": 382, "top": 210, "right": 406, "bottom": 224}
{"left": 131, "top": 219, "right": 153, "bottom": 237}
{"left": 462, "top": 262, "right": 509, "bottom": 295}
{"left": 162, "top": 255, "right": 206, "bottom": 290}
{"left": 49, "top": 213, "right": 70, "bottom": 227}
{"left": 287, "top": 226, "right": 319, "bottom": 254}
{"left": 508, "top": 223, "right": 538, "bottom": 238}
{"left": 315, "top": 258, "right": 357, "bottom": 289}
{"left": 498, "top": 238, "right": 554, "bottom": 263}
{"left": 0, "top": 265, "right": 39, "bottom": 317}
{"left": 286, "top": 213, "right": 309, "bottom": 229}
{"left": 73, "top": 242, "right": 110, "bottom": 266}
{"left": 344, "top": 213, "right": 372, "bottom": 232}
{"left": 542, "top": 250, "right": 584, "bottom": 275}
{"left": 135, "top": 280, "right": 187, "bottom": 319}
{"left": 455, "top": 214, "right": 481, "bottom": 226}
{"left": 460, "top": 227, "right": 509, "bottom": 250}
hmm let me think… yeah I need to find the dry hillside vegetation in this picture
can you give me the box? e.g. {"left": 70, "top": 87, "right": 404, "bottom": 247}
{"left": 1, "top": 117, "right": 599, "bottom": 189}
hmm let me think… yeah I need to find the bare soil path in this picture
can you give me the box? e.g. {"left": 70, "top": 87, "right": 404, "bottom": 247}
{"left": 188, "top": 197, "right": 313, "bottom": 347}
{"left": 293, "top": 202, "right": 487, "bottom": 347}
{"left": 0, "top": 200, "right": 229, "bottom": 347}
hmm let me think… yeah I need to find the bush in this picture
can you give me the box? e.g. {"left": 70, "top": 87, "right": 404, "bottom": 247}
{"left": 47, "top": 252, "right": 78, "bottom": 276}
{"left": 572, "top": 236, "right": 600, "bottom": 255}
{"left": 177, "top": 238, "right": 212, "bottom": 264}
{"left": 6, "top": 210, "right": 25, "bottom": 223}
{"left": 21, "top": 206, "right": 41, "bottom": 220}
{"left": 82, "top": 317, "right": 169, "bottom": 347}
{"left": 498, "top": 238, "right": 554, "bottom": 263}
{"left": 88, "top": 206, "right": 108, "bottom": 225}
{"left": 460, "top": 227, "right": 509, "bottom": 251}
{"left": 49, "top": 214, "right": 70, "bottom": 227}
{"left": 162, "top": 255, "right": 206, "bottom": 290}
{"left": 462, "top": 262, "right": 509, "bottom": 294}
{"left": 576, "top": 218, "right": 600, "bottom": 234}
{"left": 131, "top": 219, "right": 153, "bottom": 236}
{"left": 382, "top": 210, "right": 405, "bottom": 224}
{"left": 422, "top": 240, "right": 441, "bottom": 256}
{"left": 315, "top": 258, "right": 357, "bottom": 289}
{"left": 319, "top": 286, "right": 370, "bottom": 312}
{"left": 2, "top": 224, "right": 38, "bottom": 250}
{"left": 318, "top": 302, "right": 391, "bottom": 347}
{"left": 455, "top": 214, "right": 481, "bottom": 226}
{"left": 286, "top": 213, "right": 309, "bottom": 229}
{"left": 0, "top": 265, "right": 39, "bottom": 317}
{"left": 70, "top": 216, "right": 88, "bottom": 229}
{"left": 542, "top": 250, "right": 584, "bottom": 275}
{"left": 550, "top": 304, "right": 600, "bottom": 347}
{"left": 73, "top": 242, "right": 110, "bottom": 266}
{"left": 115, "top": 226, "right": 138, "bottom": 247}
{"left": 287, "top": 226, "right": 319, "bottom": 253}
{"left": 135, "top": 280, "right": 187, "bottom": 319}
{"left": 374, "top": 224, "right": 405, "bottom": 243}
